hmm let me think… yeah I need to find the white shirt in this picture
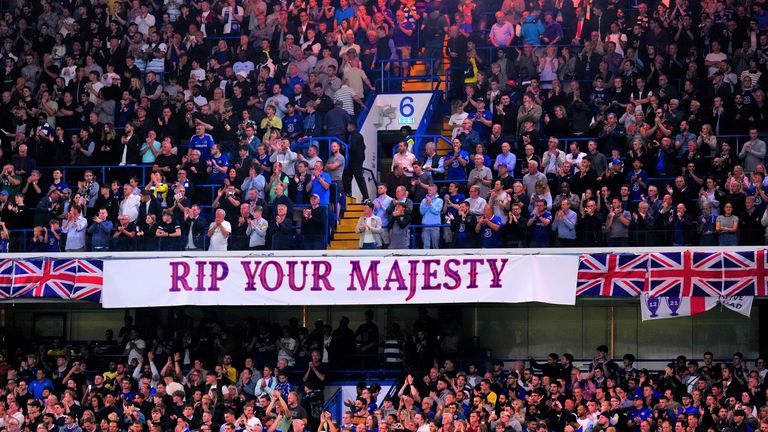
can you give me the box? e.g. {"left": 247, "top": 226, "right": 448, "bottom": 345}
{"left": 125, "top": 338, "right": 146, "bottom": 364}
{"left": 134, "top": 13, "right": 156, "bottom": 36}
{"left": 119, "top": 194, "right": 141, "bottom": 222}
{"left": 209, "top": 221, "right": 231, "bottom": 251}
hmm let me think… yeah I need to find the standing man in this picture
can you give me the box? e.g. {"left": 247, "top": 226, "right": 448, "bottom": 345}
{"left": 342, "top": 122, "right": 369, "bottom": 200}
{"left": 419, "top": 184, "right": 443, "bottom": 249}
{"left": 62, "top": 205, "right": 88, "bottom": 252}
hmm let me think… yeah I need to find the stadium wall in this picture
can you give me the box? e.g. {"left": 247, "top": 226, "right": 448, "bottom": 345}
{"left": 3, "top": 301, "right": 759, "bottom": 366}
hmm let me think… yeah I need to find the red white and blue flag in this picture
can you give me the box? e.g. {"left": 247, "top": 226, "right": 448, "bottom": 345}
{"left": 577, "top": 253, "right": 649, "bottom": 297}
{"left": 7, "top": 259, "right": 102, "bottom": 301}
{"left": 647, "top": 251, "right": 724, "bottom": 297}
{"left": 720, "top": 250, "right": 768, "bottom": 297}
{"left": 0, "top": 259, "right": 13, "bottom": 299}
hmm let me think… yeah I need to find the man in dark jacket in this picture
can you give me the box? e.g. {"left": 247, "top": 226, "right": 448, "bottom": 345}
{"left": 182, "top": 204, "right": 208, "bottom": 250}
{"left": 342, "top": 122, "right": 369, "bottom": 200}
{"left": 117, "top": 123, "right": 141, "bottom": 165}
{"left": 302, "top": 194, "right": 327, "bottom": 249}
{"left": 268, "top": 203, "right": 294, "bottom": 249}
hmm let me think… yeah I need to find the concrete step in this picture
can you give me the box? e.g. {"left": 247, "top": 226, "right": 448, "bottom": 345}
{"left": 333, "top": 231, "right": 359, "bottom": 240}
{"left": 328, "top": 239, "right": 359, "bottom": 250}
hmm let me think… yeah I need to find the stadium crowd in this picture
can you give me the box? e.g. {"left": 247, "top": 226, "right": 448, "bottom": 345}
{"left": 0, "top": 309, "right": 766, "bottom": 432}
{"left": 1, "top": 0, "right": 768, "bottom": 250}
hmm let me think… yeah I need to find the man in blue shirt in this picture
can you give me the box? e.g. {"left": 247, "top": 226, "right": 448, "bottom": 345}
{"left": 62, "top": 205, "right": 88, "bottom": 251}
{"left": 207, "top": 144, "right": 229, "bottom": 182}
{"left": 373, "top": 184, "right": 393, "bottom": 248}
{"left": 29, "top": 369, "right": 55, "bottom": 399}
{"left": 520, "top": 9, "right": 545, "bottom": 45}
{"left": 527, "top": 199, "right": 552, "bottom": 248}
{"left": 419, "top": 184, "right": 444, "bottom": 249}
{"left": 477, "top": 204, "right": 502, "bottom": 248}
{"left": 87, "top": 208, "right": 114, "bottom": 251}
{"left": 188, "top": 124, "right": 216, "bottom": 161}
{"left": 627, "top": 398, "right": 652, "bottom": 432}
{"left": 282, "top": 102, "right": 303, "bottom": 143}
{"left": 444, "top": 141, "right": 470, "bottom": 182}
{"left": 308, "top": 161, "right": 332, "bottom": 205}
{"left": 494, "top": 142, "right": 517, "bottom": 174}
{"left": 470, "top": 98, "right": 493, "bottom": 142}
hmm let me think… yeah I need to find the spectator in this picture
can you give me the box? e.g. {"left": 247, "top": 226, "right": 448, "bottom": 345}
{"left": 527, "top": 199, "right": 552, "bottom": 247}
{"left": 355, "top": 201, "right": 383, "bottom": 249}
{"left": 268, "top": 203, "right": 294, "bottom": 250}
{"left": 208, "top": 209, "right": 231, "bottom": 251}
{"left": 62, "top": 205, "right": 87, "bottom": 252}
{"left": 419, "top": 184, "right": 443, "bottom": 249}
{"left": 88, "top": 208, "right": 114, "bottom": 251}
{"left": 302, "top": 194, "right": 326, "bottom": 250}
{"left": 387, "top": 186, "right": 412, "bottom": 249}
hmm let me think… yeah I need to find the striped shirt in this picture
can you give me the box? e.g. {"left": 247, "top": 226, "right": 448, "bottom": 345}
{"left": 333, "top": 85, "right": 356, "bottom": 115}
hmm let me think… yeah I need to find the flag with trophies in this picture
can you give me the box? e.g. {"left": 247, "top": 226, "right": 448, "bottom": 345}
{"left": 640, "top": 293, "right": 753, "bottom": 321}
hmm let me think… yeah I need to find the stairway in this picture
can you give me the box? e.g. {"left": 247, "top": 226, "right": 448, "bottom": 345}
{"left": 400, "top": 37, "right": 450, "bottom": 93}
{"left": 327, "top": 197, "right": 365, "bottom": 250}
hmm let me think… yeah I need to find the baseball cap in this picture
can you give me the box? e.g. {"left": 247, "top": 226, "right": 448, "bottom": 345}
{"left": 0, "top": 190, "right": 7, "bottom": 196}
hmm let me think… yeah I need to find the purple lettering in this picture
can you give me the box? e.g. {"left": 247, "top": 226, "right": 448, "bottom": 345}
{"left": 422, "top": 259, "right": 440, "bottom": 291}
{"left": 195, "top": 261, "right": 207, "bottom": 291}
{"left": 486, "top": 258, "right": 508, "bottom": 288}
{"left": 404, "top": 260, "right": 420, "bottom": 302}
{"left": 286, "top": 261, "right": 310, "bottom": 291}
{"left": 169, "top": 262, "right": 192, "bottom": 292}
{"left": 383, "top": 260, "right": 407, "bottom": 291}
{"left": 241, "top": 261, "right": 262, "bottom": 291}
{"left": 208, "top": 261, "right": 228, "bottom": 291}
{"left": 311, "top": 261, "right": 333, "bottom": 291}
{"left": 260, "top": 261, "right": 284, "bottom": 291}
{"left": 442, "top": 259, "right": 462, "bottom": 290}
{"left": 347, "top": 260, "right": 381, "bottom": 291}
{"left": 462, "top": 258, "right": 484, "bottom": 289}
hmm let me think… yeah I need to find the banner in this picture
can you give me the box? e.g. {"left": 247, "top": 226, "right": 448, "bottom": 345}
{"left": 102, "top": 255, "right": 580, "bottom": 308}
{"left": 640, "top": 293, "right": 753, "bottom": 321}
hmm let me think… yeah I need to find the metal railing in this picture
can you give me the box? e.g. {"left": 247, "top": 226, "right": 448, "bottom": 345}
{"left": 378, "top": 58, "right": 442, "bottom": 94}
{"left": 8, "top": 204, "right": 330, "bottom": 252}
{"left": 323, "top": 388, "right": 343, "bottom": 424}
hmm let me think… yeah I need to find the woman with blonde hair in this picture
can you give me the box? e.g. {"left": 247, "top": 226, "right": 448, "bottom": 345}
{"left": 697, "top": 124, "right": 718, "bottom": 156}
{"left": 529, "top": 180, "right": 552, "bottom": 213}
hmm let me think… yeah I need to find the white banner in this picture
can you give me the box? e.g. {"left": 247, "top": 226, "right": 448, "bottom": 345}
{"left": 640, "top": 293, "right": 753, "bottom": 321}
{"left": 718, "top": 296, "right": 754, "bottom": 317}
{"left": 102, "top": 254, "right": 579, "bottom": 308}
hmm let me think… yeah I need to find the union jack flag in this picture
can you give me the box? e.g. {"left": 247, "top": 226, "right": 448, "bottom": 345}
{"left": 0, "top": 259, "right": 13, "bottom": 299}
{"left": 576, "top": 253, "right": 649, "bottom": 297}
{"left": 12, "top": 259, "right": 78, "bottom": 299}
{"left": 10, "top": 259, "right": 104, "bottom": 301}
{"left": 647, "top": 251, "right": 723, "bottom": 297}
{"left": 70, "top": 259, "right": 103, "bottom": 302}
{"left": 720, "top": 250, "right": 768, "bottom": 297}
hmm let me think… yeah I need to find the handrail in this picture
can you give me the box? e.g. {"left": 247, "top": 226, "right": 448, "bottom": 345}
{"left": 378, "top": 58, "right": 441, "bottom": 93}
{"left": 323, "top": 387, "right": 343, "bottom": 424}
{"left": 357, "top": 92, "right": 377, "bottom": 129}
{"left": 415, "top": 91, "right": 444, "bottom": 138}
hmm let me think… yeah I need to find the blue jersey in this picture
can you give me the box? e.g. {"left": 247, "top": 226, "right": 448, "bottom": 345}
{"left": 446, "top": 193, "right": 466, "bottom": 219}
{"left": 189, "top": 134, "right": 216, "bottom": 160}
{"left": 282, "top": 113, "right": 303, "bottom": 137}
{"left": 445, "top": 150, "right": 469, "bottom": 181}
{"left": 479, "top": 215, "right": 503, "bottom": 248}
{"left": 310, "top": 172, "right": 332, "bottom": 204}
{"left": 208, "top": 153, "right": 230, "bottom": 182}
